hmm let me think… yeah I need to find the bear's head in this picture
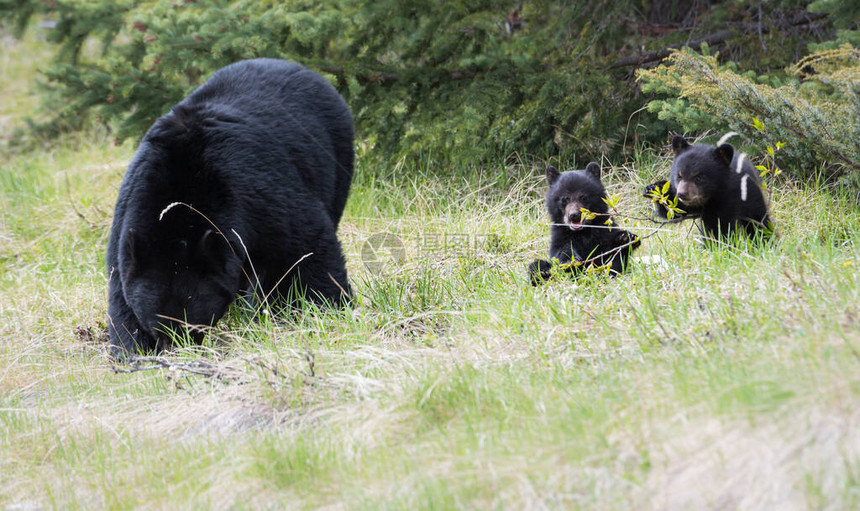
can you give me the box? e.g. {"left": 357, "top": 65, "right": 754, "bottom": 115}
{"left": 670, "top": 135, "right": 734, "bottom": 208}
{"left": 544, "top": 162, "right": 608, "bottom": 231}
{"left": 120, "top": 226, "right": 244, "bottom": 342}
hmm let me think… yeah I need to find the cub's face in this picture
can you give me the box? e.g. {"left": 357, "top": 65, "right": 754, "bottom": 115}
{"left": 670, "top": 136, "right": 734, "bottom": 208}
{"left": 121, "top": 228, "right": 242, "bottom": 342}
{"left": 545, "top": 162, "right": 608, "bottom": 231}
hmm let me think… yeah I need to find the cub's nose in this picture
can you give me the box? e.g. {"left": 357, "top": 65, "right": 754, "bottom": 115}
{"left": 567, "top": 211, "right": 581, "bottom": 223}
{"left": 676, "top": 191, "right": 690, "bottom": 202}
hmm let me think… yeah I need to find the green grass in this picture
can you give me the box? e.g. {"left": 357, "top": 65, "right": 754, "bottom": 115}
{"left": 2, "top": 25, "right": 860, "bottom": 510}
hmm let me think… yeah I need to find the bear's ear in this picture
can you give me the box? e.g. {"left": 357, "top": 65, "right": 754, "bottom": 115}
{"left": 714, "top": 143, "right": 734, "bottom": 166}
{"left": 125, "top": 229, "right": 138, "bottom": 260}
{"left": 195, "top": 229, "right": 231, "bottom": 270}
{"left": 585, "top": 162, "right": 601, "bottom": 181}
{"left": 123, "top": 228, "right": 147, "bottom": 275}
{"left": 671, "top": 135, "right": 690, "bottom": 155}
{"left": 196, "top": 229, "right": 215, "bottom": 254}
{"left": 545, "top": 166, "right": 561, "bottom": 186}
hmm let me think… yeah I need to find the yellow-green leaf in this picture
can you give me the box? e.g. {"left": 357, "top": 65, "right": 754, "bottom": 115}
{"left": 580, "top": 208, "right": 597, "bottom": 221}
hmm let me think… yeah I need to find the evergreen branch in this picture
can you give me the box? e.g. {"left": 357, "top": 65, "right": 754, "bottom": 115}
{"left": 315, "top": 65, "right": 483, "bottom": 84}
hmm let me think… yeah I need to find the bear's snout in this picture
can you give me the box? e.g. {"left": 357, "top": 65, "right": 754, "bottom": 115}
{"left": 676, "top": 182, "right": 703, "bottom": 206}
{"left": 564, "top": 202, "right": 585, "bottom": 230}
{"left": 148, "top": 315, "right": 182, "bottom": 337}
{"left": 148, "top": 314, "right": 206, "bottom": 343}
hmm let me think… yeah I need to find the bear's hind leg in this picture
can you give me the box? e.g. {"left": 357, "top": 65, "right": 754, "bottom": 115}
{"left": 277, "top": 229, "right": 351, "bottom": 308}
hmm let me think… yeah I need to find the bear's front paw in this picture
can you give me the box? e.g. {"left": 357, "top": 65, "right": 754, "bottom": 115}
{"left": 643, "top": 180, "right": 674, "bottom": 219}
{"left": 614, "top": 229, "right": 641, "bottom": 250}
{"left": 643, "top": 180, "right": 669, "bottom": 198}
{"left": 528, "top": 259, "right": 555, "bottom": 286}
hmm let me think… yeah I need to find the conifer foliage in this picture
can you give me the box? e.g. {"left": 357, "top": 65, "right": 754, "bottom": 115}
{"left": 638, "top": 45, "right": 860, "bottom": 180}
{"left": 2, "top": 0, "right": 638, "bottom": 164}
{"left": 1, "top": 0, "right": 856, "bottom": 172}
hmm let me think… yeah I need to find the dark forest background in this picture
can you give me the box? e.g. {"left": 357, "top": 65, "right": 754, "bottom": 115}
{"left": 1, "top": 0, "right": 857, "bottom": 180}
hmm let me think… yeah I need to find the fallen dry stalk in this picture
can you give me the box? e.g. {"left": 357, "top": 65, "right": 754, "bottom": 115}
{"left": 111, "top": 356, "right": 247, "bottom": 383}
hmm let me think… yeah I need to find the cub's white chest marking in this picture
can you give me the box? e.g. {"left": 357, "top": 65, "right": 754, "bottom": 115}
{"left": 718, "top": 132, "right": 739, "bottom": 146}
{"left": 740, "top": 174, "right": 749, "bottom": 202}
{"left": 735, "top": 152, "right": 747, "bottom": 174}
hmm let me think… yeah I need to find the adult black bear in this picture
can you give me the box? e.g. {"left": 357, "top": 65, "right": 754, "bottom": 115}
{"left": 107, "top": 58, "right": 354, "bottom": 357}
{"left": 643, "top": 135, "right": 773, "bottom": 240}
{"left": 529, "top": 163, "right": 640, "bottom": 285}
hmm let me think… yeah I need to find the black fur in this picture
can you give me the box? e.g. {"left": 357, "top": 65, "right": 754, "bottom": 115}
{"left": 107, "top": 58, "right": 354, "bottom": 357}
{"left": 529, "top": 163, "right": 640, "bottom": 285}
{"left": 643, "top": 135, "right": 772, "bottom": 240}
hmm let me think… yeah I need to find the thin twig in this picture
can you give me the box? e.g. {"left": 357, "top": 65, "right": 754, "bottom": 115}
{"left": 111, "top": 356, "right": 246, "bottom": 383}
{"left": 548, "top": 209, "right": 698, "bottom": 232}
{"left": 567, "top": 223, "right": 663, "bottom": 269}
{"left": 543, "top": 209, "right": 697, "bottom": 272}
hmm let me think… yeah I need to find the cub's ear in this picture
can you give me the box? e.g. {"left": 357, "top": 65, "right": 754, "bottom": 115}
{"left": 585, "top": 162, "right": 601, "bottom": 181}
{"left": 545, "top": 166, "right": 561, "bottom": 186}
{"left": 714, "top": 143, "right": 734, "bottom": 166}
{"left": 671, "top": 135, "right": 690, "bottom": 155}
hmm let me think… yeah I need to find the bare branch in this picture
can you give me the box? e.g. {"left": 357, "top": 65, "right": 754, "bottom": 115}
{"left": 111, "top": 356, "right": 246, "bottom": 383}
{"left": 610, "top": 30, "right": 733, "bottom": 69}
{"left": 611, "top": 11, "right": 829, "bottom": 69}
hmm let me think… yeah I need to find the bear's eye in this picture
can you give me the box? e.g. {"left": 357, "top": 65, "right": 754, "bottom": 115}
{"left": 559, "top": 197, "right": 568, "bottom": 206}
{"left": 694, "top": 175, "right": 703, "bottom": 183}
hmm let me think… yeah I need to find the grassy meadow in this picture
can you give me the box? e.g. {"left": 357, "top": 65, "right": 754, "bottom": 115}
{"left": 2, "top": 27, "right": 860, "bottom": 510}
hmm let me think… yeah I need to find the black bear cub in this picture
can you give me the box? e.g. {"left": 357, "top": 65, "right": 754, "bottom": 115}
{"left": 107, "top": 58, "right": 354, "bottom": 357}
{"left": 529, "top": 163, "right": 640, "bottom": 285}
{"left": 643, "top": 135, "right": 773, "bottom": 240}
